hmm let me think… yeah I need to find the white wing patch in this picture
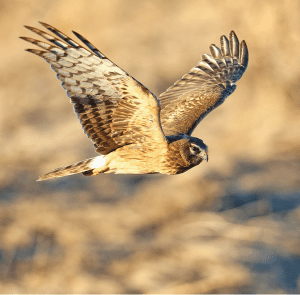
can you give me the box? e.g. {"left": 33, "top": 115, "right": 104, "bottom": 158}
{"left": 91, "top": 155, "right": 106, "bottom": 169}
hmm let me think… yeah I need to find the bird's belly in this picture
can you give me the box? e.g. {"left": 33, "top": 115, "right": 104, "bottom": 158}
{"left": 104, "top": 147, "right": 163, "bottom": 174}
{"left": 104, "top": 144, "right": 193, "bottom": 175}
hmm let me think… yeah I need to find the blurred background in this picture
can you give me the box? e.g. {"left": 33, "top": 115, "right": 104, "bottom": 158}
{"left": 0, "top": 0, "right": 300, "bottom": 293}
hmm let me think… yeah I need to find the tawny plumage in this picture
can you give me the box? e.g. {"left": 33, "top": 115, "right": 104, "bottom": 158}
{"left": 21, "top": 22, "right": 248, "bottom": 181}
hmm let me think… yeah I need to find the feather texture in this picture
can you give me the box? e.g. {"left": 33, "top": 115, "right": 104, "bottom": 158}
{"left": 21, "top": 22, "right": 166, "bottom": 155}
{"left": 159, "top": 31, "right": 248, "bottom": 136}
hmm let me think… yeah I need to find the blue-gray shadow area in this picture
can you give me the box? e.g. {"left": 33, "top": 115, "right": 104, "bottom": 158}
{"left": 219, "top": 191, "right": 300, "bottom": 215}
{"left": 218, "top": 190, "right": 300, "bottom": 293}
{"left": 209, "top": 158, "right": 300, "bottom": 293}
{"left": 246, "top": 247, "right": 300, "bottom": 293}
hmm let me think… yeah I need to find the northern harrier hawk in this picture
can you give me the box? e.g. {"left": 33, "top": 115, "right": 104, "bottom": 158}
{"left": 21, "top": 22, "right": 248, "bottom": 181}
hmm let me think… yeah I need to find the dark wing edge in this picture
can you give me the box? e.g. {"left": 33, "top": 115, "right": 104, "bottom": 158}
{"left": 20, "top": 22, "right": 167, "bottom": 154}
{"left": 158, "top": 31, "right": 249, "bottom": 136}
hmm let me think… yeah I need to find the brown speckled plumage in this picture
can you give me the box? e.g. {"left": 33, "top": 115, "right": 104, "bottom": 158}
{"left": 21, "top": 23, "right": 248, "bottom": 181}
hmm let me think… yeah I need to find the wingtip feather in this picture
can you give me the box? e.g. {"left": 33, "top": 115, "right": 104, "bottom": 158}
{"left": 72, "top": 30, "right": 80, "bottom": 37}
{"left": 72, "top": 30, "right": 105, "bottom": 58}
{"left": 25, "top": 48, "right": 45, "bottom": 54}
{"left": 209, "top": 44, "right": 222, "bottom": 59}
{"left": 229, "top": 30, "right": 239, "bottom": 58}
{"left": 220, "top": 35, "right": 230, "bottom": 57}
{"left": 24, "top": 25, "right": 36, "bottom": 33}
{"left": 72, "top": 30, "right": 84, "bottom": 43}
{"left": 38, "top": 21, "right": 52, "bottom": 29}
{"left": 20, "top": 36, "right": 35, "bottom": 43}
{"left": 240, "top": 40, "right": 249, "bottom": 68}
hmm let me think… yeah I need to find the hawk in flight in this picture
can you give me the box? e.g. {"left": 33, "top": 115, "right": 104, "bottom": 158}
{"left": 21, "top": 22, "right": 248, "bottom": 181}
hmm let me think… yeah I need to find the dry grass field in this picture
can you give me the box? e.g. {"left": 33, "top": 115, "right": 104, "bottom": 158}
{"left": 0, "top": 0, "right": 299, "bottom": 293}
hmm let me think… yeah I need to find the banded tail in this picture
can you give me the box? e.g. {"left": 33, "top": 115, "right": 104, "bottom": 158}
{"left": 38, "top": 155, "right": 106, "bottom": 181}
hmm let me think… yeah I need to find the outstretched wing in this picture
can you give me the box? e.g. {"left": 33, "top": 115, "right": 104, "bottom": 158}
{"left": 21, "top": 22, "right": 167, "bottom": 154}
{"left": 159, "top": 31, "right": 248, "bottom": 136}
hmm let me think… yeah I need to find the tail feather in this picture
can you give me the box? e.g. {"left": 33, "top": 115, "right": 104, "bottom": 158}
{"left": 37, "top": 156, "right": 105, "bottom": 181}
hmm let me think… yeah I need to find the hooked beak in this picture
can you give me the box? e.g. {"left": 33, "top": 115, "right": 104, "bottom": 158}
{"left": 201, "top": 152, "right": 208, "bottom": 162}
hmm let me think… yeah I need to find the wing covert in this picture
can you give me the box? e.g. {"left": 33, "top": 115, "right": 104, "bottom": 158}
{"left": 159, "top": 31, "right": 248, "bottom": 136}
{"left": 21, "top": 22, "right": 167, "bottom": 154}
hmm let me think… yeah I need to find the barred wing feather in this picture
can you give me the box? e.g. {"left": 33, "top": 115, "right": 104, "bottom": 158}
{"left": 21, "top": 22, "right": 167, "bottom": 155}
{"left": 159, "top": 31, "right": 248, "bottom": 136}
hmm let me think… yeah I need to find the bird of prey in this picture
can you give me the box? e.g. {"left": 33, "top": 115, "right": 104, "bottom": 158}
{"left": 21, "top": 22, "right": 248, "bottom": 181}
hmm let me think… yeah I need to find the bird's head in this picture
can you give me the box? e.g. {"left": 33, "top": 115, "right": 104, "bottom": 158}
{"left": 180, "top": 137, "right": 208, "bottom": 166}
{"left": 188, "top": 138, "right": 208, "bottom": 165}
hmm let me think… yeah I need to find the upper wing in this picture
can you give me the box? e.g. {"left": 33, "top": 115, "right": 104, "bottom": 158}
{"left": 158, "top": 31, "right": 248, "bottom": 136}
{"left": 21, "top": 22, "right": 167, "bottom": 154}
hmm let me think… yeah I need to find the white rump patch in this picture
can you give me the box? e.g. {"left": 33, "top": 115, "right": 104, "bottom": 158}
{"left": 91, "top": 155, "right": 106, "bottom": 169}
